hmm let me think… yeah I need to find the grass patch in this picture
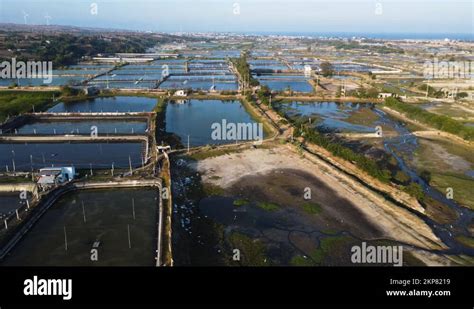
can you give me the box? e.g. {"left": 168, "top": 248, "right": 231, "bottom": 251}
{"left": 256, "top": 201, "right": 280, "bottom": 212}
{"left": 428, "top": 139, "right": 474, "bottom": 165}
{"left": 430, "top": 105, "right": 472, "bottom": 119}
{"left": 455, "top": 235, "right": 474, "bottom": 249}
{"left": 290, "top": 255, "right": 315, "bottom": 266}
{"left": 430, "top": 173, "right": 474, "bottom": 210}
{"left": 0, "top": 91, "right": 59, "bottom": 122}
{"left": 423, "top": 196, "right": 459, "bottom": 225}
{"left": 233, "top": 198, "right": 249, "bottom": 207}
{"left": 301, "top": 202, "right": 322, "bottom": 214}
{"left": 410, "top": 138, "right": 474, "bottom": 209}
{"left": 153, "top": 97, "right": 167, "bottom": 114}
{"left": 228, "top": 232, "right": 269, "bottom": 266}
{"left": 321, "top": 229, "right": 340, "bottom": 236}
{"left": 202, "top": 183, "right": 225, "bottom": 196}
{"left": 405, "top": 121, "right": 425, "bottom": 132}
{"left": 291, "top": 236, "right": 351, "bottom": 266}
{"left": 345, "top": 107, "right": 379, "bottom": 126}
{"left": 0, "top": 176, "right": 33, "bottom": 184}
{"left": 319, "top": 235, "right": 350, "bottom": 253}
{"left": 400, "top": 252, "right": 426, "bottom": 266}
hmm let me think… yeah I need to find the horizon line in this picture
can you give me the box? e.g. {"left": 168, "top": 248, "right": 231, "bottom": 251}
{"left": 0, "top": 22, "right": 472, "bottom": 40}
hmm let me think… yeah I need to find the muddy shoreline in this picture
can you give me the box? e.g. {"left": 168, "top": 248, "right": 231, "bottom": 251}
{"left": 168, "top": 145, "right": 462, "bottom": 266}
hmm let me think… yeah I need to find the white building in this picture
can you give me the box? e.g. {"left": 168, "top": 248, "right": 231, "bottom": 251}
{"left": 37, "top": 167, "right": 76, "bottom": 189}
{"left": 379, "top": 92, "right": 407, "bottom": 100}
{"left": 174, "top": 90, "right": 188, "bottom": 97}
{"left": 379, "top": 92, "right": 394, "bottom": 99}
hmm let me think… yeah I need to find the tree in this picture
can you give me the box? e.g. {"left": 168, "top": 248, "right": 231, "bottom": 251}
{"left": 404, "top": 182, "right": 425, "bottom": 201}
{"left": 420, "top": 170, "right": 431, "bottom": 184}
{"left": 320, "top": 61, "right": 334, "bottom": 77}
{"left": 456, "top": 92, "right": 468, "bottom": 99}
{"left": 394, "top": 170, "right": 410, "bottom": 184}
{"left": 60, "top": 85, "right": 79, "bottom": 96}
{"left": 257, "top": 85, "right": 271, "bottom": 105}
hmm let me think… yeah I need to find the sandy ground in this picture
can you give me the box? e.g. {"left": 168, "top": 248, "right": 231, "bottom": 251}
{"left": 192, "top": 145, "right": 456, "bottom": 265}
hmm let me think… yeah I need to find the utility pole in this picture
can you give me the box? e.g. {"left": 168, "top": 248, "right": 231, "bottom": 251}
{"left": 82, "top": 201, "right": 87, "bottom": 223}
{"left": 64, "top": 226, "right": 68, "bottom": 251}
{"left": 132, "top": 198, "right": 136, "bottom": 220}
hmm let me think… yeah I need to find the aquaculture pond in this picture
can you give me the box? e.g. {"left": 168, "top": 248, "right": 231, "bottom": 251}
{"left": 330, "top": 63, "right": 381, "bottom": 73}
{"left": 0, "top": 142, "right": 144, "bottom": 171}
{"left": 0, "top": 63, "right": 113, "bottom": 87}
{"left": 87, "top": 81, "right": 158, "bottom": 89}
{"left": 0, "top": 76, "right": 85, "bottom": 87}
{"left": 255, "top": 75, "right": 313, "bottom": 92}
{"left": 249, "top": 59, "right": 288, "bottom": 71}
{"left": 47, "top": 96, "right": 158, "bottom": 113}
{"left": 159, "top": 79, "right": 238, "bottom": 91}
{"left": 12, "top": 120, "right": 147, "bottom": 135}
{"left": 2, "top": 188, "right": 159, "bottom": 266}
{"left": 0, "top": 193, "right": 28, "bottom": 219}
{"left": 164, "top": 99, "right": 265, "bottom": 147}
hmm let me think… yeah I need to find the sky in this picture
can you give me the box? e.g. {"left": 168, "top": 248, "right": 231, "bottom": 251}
{"left": 0, "top": 0, "right": 472, "bottom": 36}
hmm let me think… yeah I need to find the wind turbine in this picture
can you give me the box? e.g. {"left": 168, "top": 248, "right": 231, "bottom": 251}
{"left": 45, "top": 13, "right": 52, "bottom": 26}
{"left": 22, "top": 11, "right": 29, "bottom": 25}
